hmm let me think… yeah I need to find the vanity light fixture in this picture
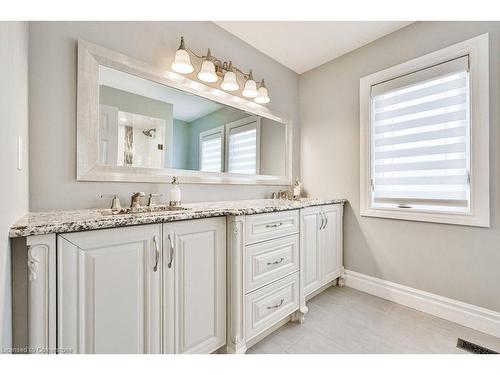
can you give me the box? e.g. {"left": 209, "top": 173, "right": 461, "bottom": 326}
{"left": 171, "top": 36, "right": 270, "bottom": 104}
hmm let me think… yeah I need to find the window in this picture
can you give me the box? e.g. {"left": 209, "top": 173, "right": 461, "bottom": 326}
{"left": 198, "top": 116, "right": 261, "bottom": 175}
{"left": 372, "top": 57, "right": 470, "bottom": 213}
{"left": 226, "top": 117, "right": 261, "bottom": 174}
{"left": 360, "top": 34, "right": 489, "bottom": 227}
{"left": 199, "top": 126, "right": 224, "bottom": 172}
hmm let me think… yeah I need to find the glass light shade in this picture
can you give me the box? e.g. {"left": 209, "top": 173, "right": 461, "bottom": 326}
{"left": 242, "top": 79, "right": 258, "bottom": 98}
{"left": 255, "top": 86, "right": 270, "bottom": 104}
{"left": 171, "top": 49, "right": 194, "bottom": 74}
{"left": 220, "top": 71, "right": 239, "bottom": 91}
{"left": 197, "top": 60, "right": 218, "bottom": 83}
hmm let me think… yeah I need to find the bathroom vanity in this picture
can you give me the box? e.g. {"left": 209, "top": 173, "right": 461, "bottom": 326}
{"left": 10, "top": 199, "right": 345, "bottom": 354}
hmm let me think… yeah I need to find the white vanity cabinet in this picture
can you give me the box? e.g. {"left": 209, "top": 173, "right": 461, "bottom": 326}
{"left": 37, "top": 217, "right": 226, "bottom": 354}
{"left": 301, "top": 204, "right": 343, "bottom": 298}
{"left": 163, "top": 217, "right": 226, "bottom": 354}
{"left": 226, "top": 210, "right": 304, "bottom": 354}
{"left": 57, "top": 224, "right": 162, "bottom": 354}
{"left": 14, "top": 200, "right": 344, "bottom": 355}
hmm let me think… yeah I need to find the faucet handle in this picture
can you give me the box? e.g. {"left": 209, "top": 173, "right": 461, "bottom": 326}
{"left": 100, "top": 194, "right": 121, "bottom": 210}
{"left": 148, "top": 193, "right": 164, "bottom": 207}
{"left": 280, "top": 190, "right": 290, "bottom": 200}
{"left": 270, "top": 191, "right": 279, "bottom": 199}
{"left": 130, "top": 192, "right": 146, "bottom": 209}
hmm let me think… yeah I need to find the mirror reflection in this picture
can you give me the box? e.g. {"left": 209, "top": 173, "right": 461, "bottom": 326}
{"left": 98, "top": 66, "right": 287, "bottom": 176}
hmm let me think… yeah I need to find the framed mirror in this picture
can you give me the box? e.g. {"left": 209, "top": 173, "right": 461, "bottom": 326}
{"left": 77, "top": 40, "right": 292, "bottom": 185}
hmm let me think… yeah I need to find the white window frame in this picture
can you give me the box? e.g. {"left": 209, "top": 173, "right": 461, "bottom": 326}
{"left": 360, "top": 33, "right": 489, "bottom": 227}
{"left": 225, "top": 116, "right": 261, "bottom": 175}
{"left": 199, "top": 125, "right": 224, "bottom": 172}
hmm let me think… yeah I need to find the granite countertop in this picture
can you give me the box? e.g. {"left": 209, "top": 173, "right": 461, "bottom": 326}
{"left": 9, "top": 198, "right": 347, "bottom": 238}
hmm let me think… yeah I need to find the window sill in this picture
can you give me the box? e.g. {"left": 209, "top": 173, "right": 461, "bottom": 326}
{"left": 360, "top": 207, "right": 489, "bottom": 227}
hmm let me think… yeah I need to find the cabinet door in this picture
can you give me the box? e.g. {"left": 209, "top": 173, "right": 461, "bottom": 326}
{"left": 57, "top": 225, "right": 162, "bottom": 354}
{"left": 163, "top": 217, "right": 226, "bottom": 354}
{"left": 322, "top": 205, "right": 341, "bottom": 283}
{"left": 301, "top": 207, "right": 323, "bottom": 297}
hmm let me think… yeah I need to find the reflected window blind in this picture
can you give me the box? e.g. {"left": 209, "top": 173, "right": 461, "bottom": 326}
{"left": 371, "top": 56, "right": 471, "bottom": 212}
{"left": 228, "top": 125, "right": 257, "bottom": 174}
{"left": 200, "top": 133, "right": 223, "bottom": 172}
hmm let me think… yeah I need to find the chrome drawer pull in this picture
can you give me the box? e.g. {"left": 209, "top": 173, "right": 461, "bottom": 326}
{"left": 153, "top": 235, "right": 160, "bottom": 272}
{"left": 266, "top": 222, "right": 283, "bottom": 228}
{"left": 267, "top": 299, "right": 284, "bottom": 310}
{"left": 267, "top": 257, "right": 284, "bottom": 266}
{"left": 167, "top": 233, "right": 174, "bottom": 269}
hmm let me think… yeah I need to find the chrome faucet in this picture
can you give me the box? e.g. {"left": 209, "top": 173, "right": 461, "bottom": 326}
{"left": 130, "top": 192, "right": 146, "bottom": 209}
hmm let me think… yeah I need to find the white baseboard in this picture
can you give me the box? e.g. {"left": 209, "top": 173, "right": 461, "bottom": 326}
{"left": 344, "top": 269, "right": 500, "bottom": 338}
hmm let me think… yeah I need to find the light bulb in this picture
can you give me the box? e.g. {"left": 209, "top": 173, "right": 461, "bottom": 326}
{"left": 242, "top": 79, "right": 258, "bottom": 98}
{"left": 196, "top": 48, "right": 218, "bottom": 83}
{"left": 197, "top": 60, "right": 218, "bottom": 83}
{"left": 221, "top": 70, "right": 239, "bottom": 91}
{"left": 171, "top": 37, "right": 194, "bottom": 74}
{"left": 255, "top": 80, "right": 270, "bottom": 104}
{"left": 242, "top": 70, "right": 258, "bottom": 98}
{"left": 255, "top": 87, "right": 270, "bottom": 104}
{"left": 171, "top": 49, "right": 194, "bottom": 74}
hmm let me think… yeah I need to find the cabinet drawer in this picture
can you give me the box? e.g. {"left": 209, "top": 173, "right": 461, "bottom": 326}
{"left": 244, "top": 273, "right": 299, "bottom": 340}
{"left": 245, "top": 210, "right": 299, "bottom": 245}
{"left": 245, "top": 235, "right": 299, "bottom": 292}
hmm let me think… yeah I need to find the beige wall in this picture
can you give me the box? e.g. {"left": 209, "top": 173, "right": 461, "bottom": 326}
{"left": 299, "top": 21, "right": 500, "bottom": 312}
{"left": 260, "top": 118, "right": 287, "bottom": 176}
{"left": 28, "top": 22, "right": 300, "bottom": 211}
{"left": 0, "top": 22, "right": 30, "bottom": 348}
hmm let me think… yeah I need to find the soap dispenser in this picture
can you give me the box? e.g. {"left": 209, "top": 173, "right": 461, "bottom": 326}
{"left": 293, "top": 178, "right": 302, "bottom": 200}
{"left": 169, "top": 176, "right": 181, "bottom": 207}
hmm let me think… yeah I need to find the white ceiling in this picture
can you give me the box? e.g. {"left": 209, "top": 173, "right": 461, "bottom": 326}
{"left": 214, "top": 21, "right": 413, "bottom": 74}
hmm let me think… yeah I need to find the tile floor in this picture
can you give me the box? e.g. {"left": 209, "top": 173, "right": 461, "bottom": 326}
{"left": 247, "top": 286, "right": 500, "bottom": 354}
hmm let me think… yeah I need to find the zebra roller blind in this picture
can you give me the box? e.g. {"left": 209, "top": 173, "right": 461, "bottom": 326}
{"left": 227, "top": 122, "right": 258, "bottom": 174}
{"left": 200, "top": 128, "right": 223, "bottom": 172}
{"left": 370, "top": 55, "right": 471, "bottom": 212}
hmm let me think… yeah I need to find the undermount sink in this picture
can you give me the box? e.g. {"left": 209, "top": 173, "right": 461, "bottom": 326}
{"left": 99, "top": 205, "right": 191, "bottom": 216}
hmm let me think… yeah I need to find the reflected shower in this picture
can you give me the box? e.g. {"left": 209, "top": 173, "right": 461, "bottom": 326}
{"left": 142, "top": 128, "right": 156, "bottom": 138}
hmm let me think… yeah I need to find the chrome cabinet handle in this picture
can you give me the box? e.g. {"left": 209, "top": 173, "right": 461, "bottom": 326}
{"left": 153, "top": 236, "right": 159, "bottom": 272}
{"left": 324, "top": 214, "right": 328, "bottom": 229}
{"left": 267, "top": 299, "right": 284, "bottom": 310}
{"left": 266, "top": 222, "right": 283, "bottom": 228}
{"left": 267, "top": 257, "right": 284, "bottom": 266}
{"left": 167, "top": 233, "right": 174, "bottom": 269}
{"left": 319, "top": 213, "right": 325, "bottom": 230}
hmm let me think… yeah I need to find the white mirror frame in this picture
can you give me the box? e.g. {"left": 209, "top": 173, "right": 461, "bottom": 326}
{"left": 77, "top": 40, "right": 293, "bottom": 185}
